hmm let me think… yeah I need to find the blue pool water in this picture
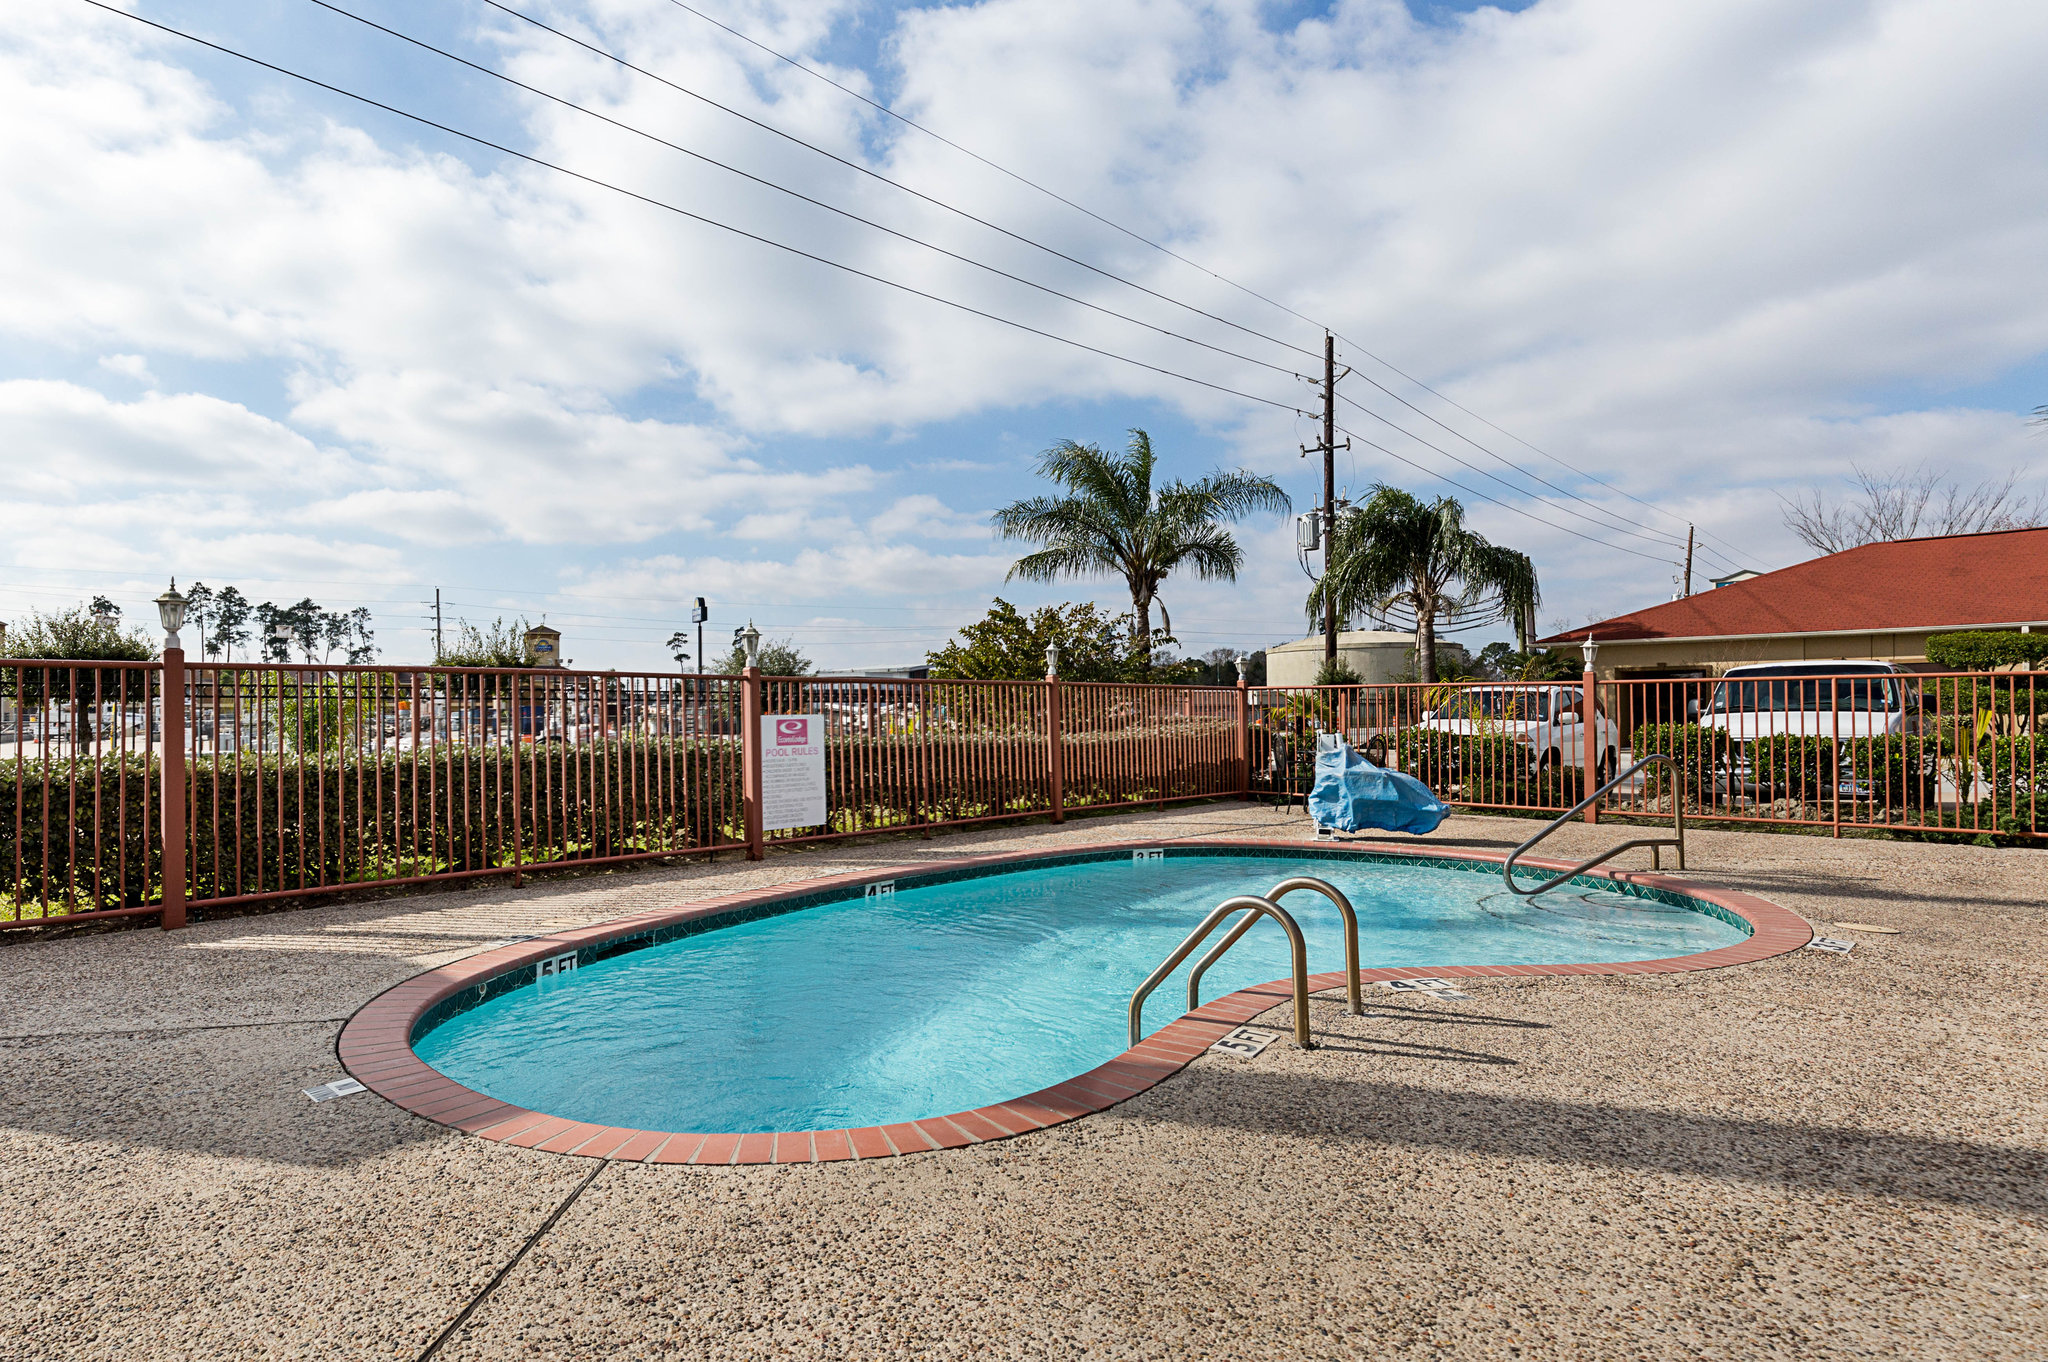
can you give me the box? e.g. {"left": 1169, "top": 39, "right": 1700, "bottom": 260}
{"left": 414, "top": 851, "right": 1745, "bottom": 1133}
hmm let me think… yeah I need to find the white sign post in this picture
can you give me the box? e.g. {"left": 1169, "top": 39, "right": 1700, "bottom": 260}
{"left": 761, "top": 714, "right": 827, "bottom": 831}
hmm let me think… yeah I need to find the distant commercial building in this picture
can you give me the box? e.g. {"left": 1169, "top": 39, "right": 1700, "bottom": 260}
{"left": 522, "top": 623, "right": 562, "bottom": 667}
{"left": 1537, "top": 527, "right": 2048, "bottom": 678}
{"left": 1263, "top": 629, "right": 1468, "bottom": 686}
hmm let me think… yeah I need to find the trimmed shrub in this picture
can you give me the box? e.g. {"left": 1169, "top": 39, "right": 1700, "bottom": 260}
{"left": 1925, "top": 631, "right": 2048, "bottom": 671}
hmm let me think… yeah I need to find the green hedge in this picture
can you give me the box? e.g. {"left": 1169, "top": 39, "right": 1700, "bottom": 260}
{"left": 1389, "top": 730, "right": 1591, "bottom": 811}
{"left": 1925, "top": 631, "right": 2048, "bottom": 670}
{"left": 1981, "top": 734, "right": 2048, "bottom": 814}
{"left": 1394, "top": 728, "right": 1526, "bottom": 775}
{"left": 0, "top": 741, "right": 745, "bottom": 919}
{"left": 1914, "top": 671, "right": 2047, "bottom": 730}
{"left": 1629, "top": 723, "right": 1940, "bottom": 804}
{"left": 0, "top": 753, "right": 159, "bottom": 917}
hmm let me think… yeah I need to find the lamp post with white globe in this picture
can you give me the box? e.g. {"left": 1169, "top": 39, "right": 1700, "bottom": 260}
{"left": 1045, "top": 641, "right": 1065, "bottom": 824}
{"left": 155, "top": 580, "right": 189, "bottom": 930}
{"left": 1580, "top": 633, "right": 1600, "bottom": 825}
{"left": 739, "top": 621, "right": 764, "bottom": 861}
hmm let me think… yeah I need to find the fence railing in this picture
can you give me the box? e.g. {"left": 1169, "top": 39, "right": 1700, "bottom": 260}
{"left": 1247, "top": 668, "right": 2042, "bottom": 843}
{"left": 2, "top": 655, "right": 2038, "bottom": 927}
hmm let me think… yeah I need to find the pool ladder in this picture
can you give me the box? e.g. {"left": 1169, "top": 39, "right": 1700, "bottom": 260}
{"left": 1502, "top": 752, "right": 1686, "bottom": 897}
{"left": 1128, "top": 877, "right": 1362, "bottom": 1050}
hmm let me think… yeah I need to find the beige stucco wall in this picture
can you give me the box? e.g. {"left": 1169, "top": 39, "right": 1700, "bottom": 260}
{"left": 1588, "top": 630, "right": 1947, "bottom": 678}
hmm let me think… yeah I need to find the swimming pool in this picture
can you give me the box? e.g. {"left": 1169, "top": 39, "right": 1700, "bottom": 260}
{"left": 396, "top": 844, "right": 1757, "bottom": 1138}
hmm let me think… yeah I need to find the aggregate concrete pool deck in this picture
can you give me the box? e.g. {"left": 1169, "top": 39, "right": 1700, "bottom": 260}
{"left": 2, "top": 804, "right": 2043, "bottom": 1361}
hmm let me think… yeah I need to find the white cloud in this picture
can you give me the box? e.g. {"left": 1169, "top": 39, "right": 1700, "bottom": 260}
{"left": 96, "top": 353, "right": 155, "bottom": 386}
{"left": 867, "top": 495, "right": 990, "bottom": 540}
{"left": 0, "top": 380, "right": 345, "bottom": 495}
{"left": 571, "top": 541, "right": 1020, "bottom": 606}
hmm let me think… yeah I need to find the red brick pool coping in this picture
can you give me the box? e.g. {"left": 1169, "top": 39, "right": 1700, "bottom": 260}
{"left": 336, "top": 839, "right": 1811, "bottom": 1165}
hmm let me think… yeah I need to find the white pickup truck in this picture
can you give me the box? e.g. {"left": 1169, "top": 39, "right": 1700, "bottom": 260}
{"left": 1416, "top": 684, "right": 1621, "bottom": 779}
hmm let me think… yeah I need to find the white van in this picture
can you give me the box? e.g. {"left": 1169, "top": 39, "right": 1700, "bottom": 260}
{"left": 1694, "top": 660, "right": 1925, "bottom": 799}
{"left": 1693, "top": 661, "right": 1921, "bottom": 741}
{"left": 1417, "top": 685, "right": 1621, "bottom": 778}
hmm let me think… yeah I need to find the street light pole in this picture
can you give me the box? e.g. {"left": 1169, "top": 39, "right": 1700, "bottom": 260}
{"left": 155, "top": 581, "right": 189, "bottom": 930}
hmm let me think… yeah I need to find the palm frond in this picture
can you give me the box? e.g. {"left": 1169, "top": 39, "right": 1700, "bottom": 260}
{"left": 1006, "top": 544, "right": 1116, "bottom": 584}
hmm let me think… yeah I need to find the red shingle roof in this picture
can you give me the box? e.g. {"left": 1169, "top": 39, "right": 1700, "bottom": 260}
{"left": 1537, "top": 527, "right": 2048, "bottom": 644}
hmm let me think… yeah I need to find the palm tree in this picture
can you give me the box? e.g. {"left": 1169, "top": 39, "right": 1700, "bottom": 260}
{"left": 1308, "top": 486, "right": 1540, "bottom": 682}
{"left": 992, "top": 430, "right": 1291, "bottom": 669}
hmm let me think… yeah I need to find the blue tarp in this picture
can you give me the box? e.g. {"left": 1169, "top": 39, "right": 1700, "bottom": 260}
{"left": 1308, "top": 739, "right": 1449, "bottom": 836}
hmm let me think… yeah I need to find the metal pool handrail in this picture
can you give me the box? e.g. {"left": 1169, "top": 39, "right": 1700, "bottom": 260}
{"left": 1186, "top": 876, "right": 1362, "bottom": 1017}
{"left": 1503, "top": 753, "right": 1686, "bottom": 898}
{"left": 1129, "top": 894, "right": 1313, "bottom": 1050}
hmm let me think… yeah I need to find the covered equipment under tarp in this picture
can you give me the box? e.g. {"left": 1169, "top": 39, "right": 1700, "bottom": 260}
{"left": 1307, "top": 735, "right": 1449, "bottom": 836}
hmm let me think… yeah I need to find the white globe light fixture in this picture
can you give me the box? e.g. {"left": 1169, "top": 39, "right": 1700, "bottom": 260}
{"left": 154, "top": 580, "right": 188, "bottom": 651}
{"left": 740, "top": 621, "right": 761, "bottom": 669}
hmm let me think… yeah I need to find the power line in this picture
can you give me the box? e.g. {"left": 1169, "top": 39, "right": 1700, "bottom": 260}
{"left": 651, "top": 0, "right": 1752, "bottom": 568}
{"left": 1335, "top": 391, "right": 1723, "bottom": 567}
{"left": 1333, "top": 364, "right": 1742, "bottom": 571}
{"left": 1332, "top": 333, "right": 1757, "bottom": 565}
{"left": 480, "top": 0, "right": 1324, "bottom": 369}
{"left": 1331, "top": 421, "right": 1670, "bottom": 565}
{"left": 305, "top": 0, "right": 1313, "bottom": 386}
{"left": 658, "top": 0, "right": 1332, "bottom": 346}
{"left": 81, "top": 1, "right": 1309, "bottom": 419}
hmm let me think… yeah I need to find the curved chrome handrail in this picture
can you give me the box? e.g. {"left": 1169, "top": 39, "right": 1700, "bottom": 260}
{"left": 1503, "top": 753, "right": 1686, "bottom": 897}
{"left": 1187, "top": 876, "right": 1361, "bottom": 1017}
{"left": 1128, "top": 894, "right": 1313, "bottom": 1050}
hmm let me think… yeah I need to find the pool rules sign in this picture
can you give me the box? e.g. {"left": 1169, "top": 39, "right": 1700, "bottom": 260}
{"left": 761, "top": 715, "right": 826, "bottom": 831}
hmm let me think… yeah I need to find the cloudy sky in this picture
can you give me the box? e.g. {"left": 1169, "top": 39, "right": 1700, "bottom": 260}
{"left": 5, "top": 0, "right": 2044, "bottom": 670}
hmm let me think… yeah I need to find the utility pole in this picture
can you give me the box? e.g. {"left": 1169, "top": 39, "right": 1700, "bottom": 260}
{"left": 1300, "top": 333, "right": 1350, "bottom": 665}
{"left": 434, "top": 588, "right": 444, "bottom": 662}
{"left": 1682, "top": 525, "right": 1695, "bottom": 597}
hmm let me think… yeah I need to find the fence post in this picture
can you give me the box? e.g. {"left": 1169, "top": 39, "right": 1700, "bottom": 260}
{"left": 510, "top": 671, "right": 524, "bottom": 887}
{"left": 1830, "top": 676, "right": 1841, "bottom": 838}
{"left": 160, "top": 650, "right": 188, "bottom": 930}
{"left": 742, "top": 665, "right": 765, "bottom": 860}
{"left": 1045, "top": 660, "right": 1064, "bottom": 824}
{"left": 1582, "top": 666, "right": 1599, "bottom": 825}
{"left": 1235, "top": 667, "right": 1251, "bottom": 799}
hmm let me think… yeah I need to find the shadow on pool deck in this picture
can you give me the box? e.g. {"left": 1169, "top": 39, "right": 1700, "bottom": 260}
{"left": 1701, "top": 866, "right": 2048, "bottom": 912}
{"left": 1131, "top": 1069, "right": 2048, "bottom": 1215}
{"left": 0, "top": 1022, "right": 450, "bottom": 1167}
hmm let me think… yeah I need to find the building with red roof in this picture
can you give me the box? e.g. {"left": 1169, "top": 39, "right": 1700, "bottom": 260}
{"left": 1534, "top": 527, "right": 2048, "bottom": 677}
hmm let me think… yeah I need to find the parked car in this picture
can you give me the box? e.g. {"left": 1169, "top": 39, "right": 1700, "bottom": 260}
{"left": 1417, "top": 685, "right": 1620, "bottom": 779}
{"left": 1691, "top": 660, "right": 1929, "bottom": 800}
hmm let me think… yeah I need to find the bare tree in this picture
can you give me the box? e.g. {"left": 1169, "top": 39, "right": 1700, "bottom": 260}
{"left": 1779, "top": 463, "right": 2048, "bottom": 556}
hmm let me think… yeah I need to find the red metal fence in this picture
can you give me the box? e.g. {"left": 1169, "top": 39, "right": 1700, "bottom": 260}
{"left": 2, "top": 655, "right": 2039, "bottom": 928}
{"left": 1250, "top": 669, "right": 2042, "bottom": 842}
